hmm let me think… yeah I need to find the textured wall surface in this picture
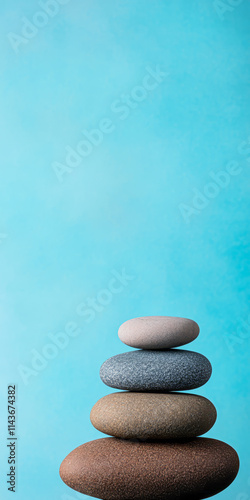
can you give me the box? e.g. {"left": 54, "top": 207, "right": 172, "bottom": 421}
{"left": 0, "top": 1, "right": 249, "bottom": 499}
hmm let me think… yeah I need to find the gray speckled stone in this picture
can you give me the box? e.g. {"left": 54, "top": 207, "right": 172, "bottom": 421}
{"left": 118, "top": 316, "right": 200, "bottom": 349}
{"left": 100, "top": 349, "right": 212, "bottom": 392}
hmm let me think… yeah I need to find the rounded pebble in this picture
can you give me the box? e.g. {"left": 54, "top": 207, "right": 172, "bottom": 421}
{"left": 100, "top": 349, "right": 212, "bottom": 392}
{"left": 118, "top": 316, "right": 200, "bottom": 349}
{"left": 90, "top": 392, "right": 217, "bottom": 439}
{"left": 60, "top": 437, "right": 239, "bottom": 499}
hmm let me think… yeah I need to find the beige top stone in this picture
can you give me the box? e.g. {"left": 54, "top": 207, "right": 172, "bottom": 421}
{"left": 118, "top": 316, "right": 200, "bottom": 349}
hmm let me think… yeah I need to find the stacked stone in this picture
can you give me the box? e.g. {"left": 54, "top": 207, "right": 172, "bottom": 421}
{"left": 60, "top": 316, "right": 239, "bottom": 500}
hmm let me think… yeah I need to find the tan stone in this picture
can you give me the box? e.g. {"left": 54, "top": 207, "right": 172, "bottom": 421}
{"left": 90, "top": 391, "right": 216, "bottom": 439}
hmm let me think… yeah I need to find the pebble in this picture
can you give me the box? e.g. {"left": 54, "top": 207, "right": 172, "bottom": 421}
{"left": 60, "top": 437, "right": 239, "bottom": 499}
{"left": 90, "top": 391, "right": 217, "bottom": 439}
{"left": 118, "top": 316, "right": 200, "bottom": 349}
{"left": 100, "top": 349, "right": 212, "bottom": 392}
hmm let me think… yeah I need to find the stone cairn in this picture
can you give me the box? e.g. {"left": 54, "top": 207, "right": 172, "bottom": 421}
{"left": 60, "top": 316, "right": 239, "bottom": 499}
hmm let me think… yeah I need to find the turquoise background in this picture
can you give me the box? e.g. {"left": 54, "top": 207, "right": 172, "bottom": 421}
{"left": 0, "top": 0, "right": 249, "bottom": 499}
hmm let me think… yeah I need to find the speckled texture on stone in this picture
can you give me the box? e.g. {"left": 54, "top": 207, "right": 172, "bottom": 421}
{"left": 100, "top": 349, "right": 212, "bottom": 391}
{"left": 118, "top": 316, "right": 200, "bottom": 349}
{"left": 59, "top": 437, "right": 239, "bottom": 500}
{"left": 90, "top": 392, "right": 217, "bottom": 440}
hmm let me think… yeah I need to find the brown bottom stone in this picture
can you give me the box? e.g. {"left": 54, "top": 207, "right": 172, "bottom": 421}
{"left": 60, "top": 437, "right": 239, "bottom": 499}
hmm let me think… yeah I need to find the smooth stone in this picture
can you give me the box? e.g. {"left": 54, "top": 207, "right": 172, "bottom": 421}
{"left": 60, "top": 437, "right": 239, "bottom": 500}
{"left": 118, "top": 316, "right": 200, "bottom": 349}
{"left": 90, "top": 392, "right": 217, "bottom": 440}
{"left": 100, "top": 349, "right": 212, "bottom": 392}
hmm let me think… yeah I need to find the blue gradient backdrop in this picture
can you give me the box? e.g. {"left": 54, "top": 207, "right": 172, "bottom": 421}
{"left": 0, "top": 1, "right": 249, "bottom": 499}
